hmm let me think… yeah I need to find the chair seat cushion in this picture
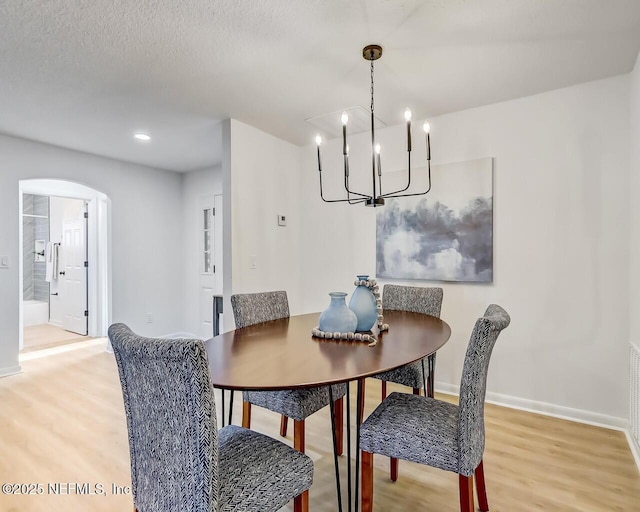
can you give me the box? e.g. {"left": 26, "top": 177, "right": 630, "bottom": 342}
{"left": 219, "top": 425, "right": 313, "bottom": 512}
{"left": 243, "top": 383, "right": 347, "bottom": 421}
{"left": 360, "top": 392, "right": 460, "bottom": 473}
{"left": 372, "top": 359, "right": 427, "bottom": 389}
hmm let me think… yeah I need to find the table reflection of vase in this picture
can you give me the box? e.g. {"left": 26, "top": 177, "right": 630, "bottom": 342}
{"left": 349, "top": 275, "right": 377, "bottom": 332}
{"left": 319, "top": 292, "right": 358, "bottom": 333}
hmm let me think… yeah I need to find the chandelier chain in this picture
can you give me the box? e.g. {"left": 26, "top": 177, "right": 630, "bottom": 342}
{"left": 370, "top": 58, "right": 375, "bottom": 114}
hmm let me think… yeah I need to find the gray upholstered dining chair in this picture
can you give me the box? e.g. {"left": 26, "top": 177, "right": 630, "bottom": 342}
{"left": 109, "top": 324, "right": 313, "bottom": 512}
{"left": 231, "top": 291, "right": 346, "bottom": 456}
{"left": 374, "top": 284, "right": 444, "bottom": 397}
{"left": 360, "top": 304, "right": 511, "bottom": 512}
{"left": 369, "top": 284, "right": 443, "bottom": 480}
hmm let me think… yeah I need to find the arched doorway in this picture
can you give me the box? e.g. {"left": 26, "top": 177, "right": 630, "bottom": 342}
{"left": 18, "top": 179, "right": 111, "bottom": 352}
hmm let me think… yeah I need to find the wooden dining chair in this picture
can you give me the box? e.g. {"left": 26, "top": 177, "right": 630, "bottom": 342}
{"left": 109, "top": 324, "right": 313, "bottom": 512}
{"left": 360, "top": 305, "right": 511, "bottom": 512}
{"left": 232, "top": 291, "right": 345, "bottom": 457}
{"left": 368, "top": 284, "right": 443, "bottom": 480}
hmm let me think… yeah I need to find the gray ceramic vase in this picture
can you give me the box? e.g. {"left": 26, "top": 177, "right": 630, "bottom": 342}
{"left": 319, "top": 292, "right": 358, "bottom": 333}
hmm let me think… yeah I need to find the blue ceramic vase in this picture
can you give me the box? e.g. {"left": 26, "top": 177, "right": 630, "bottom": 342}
{"left": 319, "top": 292, "right": 358, "bottom": 333}
{"left": 349, "top": 275, "right": 378, "bottom": 332}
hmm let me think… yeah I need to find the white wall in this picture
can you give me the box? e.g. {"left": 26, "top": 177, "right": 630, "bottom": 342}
{"left": 630, "top": 53, "right": 640, "bottom": 345}
{"left": 222, "top": 119, "right": 303, "bottom": 330}
{"left": 0, "top": 134, "right": 186, "bottom": 376}
{"left": 300, "top": 75, "right": 631, "bottom": 423}
{"left": 182, "top": 165, "right": 223, "bottom": 337}
{"left": 629, "top": 51, "right": 640, "bottom": 465}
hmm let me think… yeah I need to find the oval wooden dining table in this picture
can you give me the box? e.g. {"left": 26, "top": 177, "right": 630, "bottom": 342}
{"left": 205, "top": 310, "right": 451, "bottom": 512}
{"left": 205, "top": 310, "right": 451, "bottom": 389}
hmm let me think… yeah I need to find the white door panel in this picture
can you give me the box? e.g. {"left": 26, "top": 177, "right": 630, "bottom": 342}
{"left": 62, "top": 202, "right": 88, "bottom": 335}
{"left": 199, "top": 197, "right": 215, "bottom": 338}
{"left": 213, "top": 195, "right": 223, "bottom": 295}
{"left": 200, "top": 286, "right": 214, "bottom": 333}
{"left": 199, "top": 195, "right": 223, "bottom": 339}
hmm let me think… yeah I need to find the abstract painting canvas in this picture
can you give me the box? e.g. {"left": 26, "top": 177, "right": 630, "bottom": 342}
{"left": 376, "top": 157, "right": 493, "bottom": 283}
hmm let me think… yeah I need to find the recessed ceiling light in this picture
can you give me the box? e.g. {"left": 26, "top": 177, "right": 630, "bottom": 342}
{"left": 134, "top": 133, "right": 151, "bottom": 141}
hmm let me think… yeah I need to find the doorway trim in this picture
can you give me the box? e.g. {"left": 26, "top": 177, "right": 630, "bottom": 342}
{"left": 18, "top": 179, "right": 111, "bottom": 351}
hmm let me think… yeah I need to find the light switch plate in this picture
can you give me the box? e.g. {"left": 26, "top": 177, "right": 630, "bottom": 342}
{"left": 0, "top": 255, "right": 9, "bottom": 269}
{"left": 278, "top": 214, "right": 287, "bottom": 227}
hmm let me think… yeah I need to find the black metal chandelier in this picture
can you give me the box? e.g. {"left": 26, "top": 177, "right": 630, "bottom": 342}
{"left": 315, "top": 44, "right": 432, "bottom": 207}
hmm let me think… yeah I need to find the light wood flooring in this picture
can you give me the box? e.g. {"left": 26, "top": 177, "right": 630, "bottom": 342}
{"left": 1, "top": 341, "right": 639, "bottom": 511}
{"left": 21, "top": 323, "right": 91, "bottom": 353}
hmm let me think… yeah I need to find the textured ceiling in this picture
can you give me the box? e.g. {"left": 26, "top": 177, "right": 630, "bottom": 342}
{"left": 1, "top": 0, "right": 639, "bottom": 172}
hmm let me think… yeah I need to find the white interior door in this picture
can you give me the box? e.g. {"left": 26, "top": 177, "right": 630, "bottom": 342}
{"left": 61, "top": 202, "right": 88, "bottom": 335}
{"left": 199, "top": 196, "right": 215, "bottom": 338}
{"left": 213, "top": 194, "right": 223, "bottom": 295}
{"left": 198, "top": 195, "right": 223, "bottom": 338}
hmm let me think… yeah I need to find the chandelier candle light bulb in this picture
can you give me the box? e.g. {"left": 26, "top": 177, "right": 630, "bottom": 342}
{"left": 314, "top": 44, "right": 434, "bottom": 207}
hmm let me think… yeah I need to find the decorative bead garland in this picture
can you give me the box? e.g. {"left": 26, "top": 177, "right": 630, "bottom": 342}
{"left": 358, "top": 277, "right": 389, "bottom": 332}
{"left": 311, "top": 277, "right": 389, "bottom": 347}
{"left": 311, "top": 328, "right": 379, "bottom": 347}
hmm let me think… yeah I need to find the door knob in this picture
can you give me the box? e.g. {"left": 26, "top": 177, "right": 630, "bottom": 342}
{"left": 59, "top": 271, "right": 66, "bottom": 276}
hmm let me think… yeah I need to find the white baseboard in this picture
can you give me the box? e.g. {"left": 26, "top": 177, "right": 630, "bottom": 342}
{"left": 624, "top": 430, "right": 640, "bottom": 474}
{"left": 435, "top": 382, "right": 628, "bottom": 430}
{"left": 437, "top": 382, "right": 640, "bottom": 473}
{"left": 0, "top": 364, "right": 22, "bottom": 378}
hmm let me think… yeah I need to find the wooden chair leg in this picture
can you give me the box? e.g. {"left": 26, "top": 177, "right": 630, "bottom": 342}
{"left": 362, "top": 451, "right": 374, "bottom": 512}
{"left": 334, "top": 396, "right": 344, "bottom": 456}
{"left": 459, "top": 474, "right": 475, "bottom": 512}
{"left": 381, "top": 380, "right": 387, "bottom": 401}
{"left": 413, "top": 387, "right": 421, "bottom": 396}
{"left": 242, "top": 401, "right": 251, "bottom": 428}
{"left": 390, "top": 457, "right": 399, "bottom": 481}
{"left": 475, "top": 460, "right": 489, "bottom": 511}
{"left": 294, "top": 419, "right": 305, "bottom": 453}
{"left": 280, "top": 415, "right": 288, "bottom": 437}
{"left": 293, "top": 489, "right": 309, "bottom": 512}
